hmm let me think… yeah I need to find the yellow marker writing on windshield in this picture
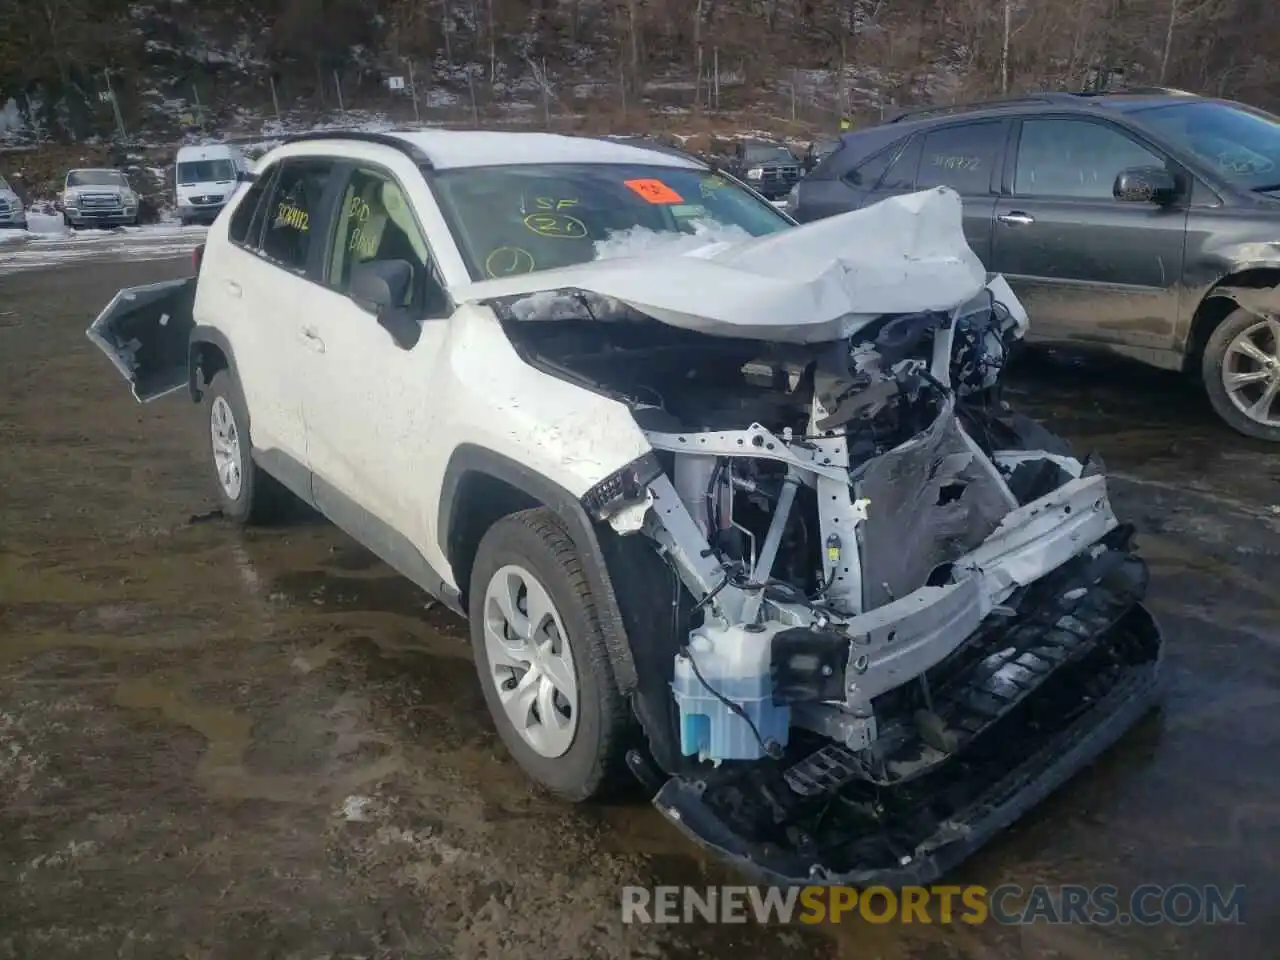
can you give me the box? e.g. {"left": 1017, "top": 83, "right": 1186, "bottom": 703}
{"left": 523, "top": 213, "right": 587, "bottom": 239}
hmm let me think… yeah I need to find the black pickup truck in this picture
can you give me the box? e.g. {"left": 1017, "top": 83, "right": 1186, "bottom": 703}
{"left": 722, "top": 139, "right": 802, "bottom": 200}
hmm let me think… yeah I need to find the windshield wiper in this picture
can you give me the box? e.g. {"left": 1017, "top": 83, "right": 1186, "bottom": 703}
{"left": 1251, "top": 183, "right": 1280, "bottom": 193}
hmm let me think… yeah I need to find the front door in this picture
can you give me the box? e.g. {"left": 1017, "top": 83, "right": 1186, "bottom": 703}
{"left": 990, "top": 116, "right": 1189, "bottom": 350}
{"left": 299, "top": 163, "right": 455, "bottom": 578}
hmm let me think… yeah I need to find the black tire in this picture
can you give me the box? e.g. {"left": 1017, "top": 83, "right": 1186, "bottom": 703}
{"left": 1201, "top": 306, "right": 1280, "bottom": 442}
{"left": 179, "top": 216, "right": 191, "bottom": 227}
{"left": 203, "top": 369, "right": 289, "bottom": 524}
{"left": 468, "top": 508, "right": 629, "bottom": 802}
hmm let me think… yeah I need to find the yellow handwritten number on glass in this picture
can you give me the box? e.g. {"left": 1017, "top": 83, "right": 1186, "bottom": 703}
{"left": 523, "top": 213, "right": 587, "bottom": 239}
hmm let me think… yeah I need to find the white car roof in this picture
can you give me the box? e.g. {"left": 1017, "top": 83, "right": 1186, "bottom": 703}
{"left": 375, "top": 130, "right": 701, "bottom": 170}
{"left": 177, "top": 144, "right": 238, "bottom": 160}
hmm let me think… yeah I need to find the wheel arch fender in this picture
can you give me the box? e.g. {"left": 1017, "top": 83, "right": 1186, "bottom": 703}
{"left": 1186, "top": 268, "right": 1280, "bottom": 370}
{"left": 188, "top": 325, "right": 240, "bottom": 404}
{"left": 438, "top": 444, "right": 639, "bottom": 695}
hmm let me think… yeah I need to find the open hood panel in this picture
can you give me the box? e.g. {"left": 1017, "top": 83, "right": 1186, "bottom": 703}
{"left": 454, "top": 187, "right": 991, "bottom": 344}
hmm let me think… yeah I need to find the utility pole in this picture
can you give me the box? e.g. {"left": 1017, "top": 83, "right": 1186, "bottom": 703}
{"left": 405, "top": 58, "right": 420, "bottom": 123}
{"left": 1001, "top": 0, "right": 1011, "bottom": 94}
{"left": 102, "top": 68, "right": 127, "bottom": 140}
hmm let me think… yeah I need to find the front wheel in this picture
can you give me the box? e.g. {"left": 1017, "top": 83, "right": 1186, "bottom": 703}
{"left": 1201, "top": 306, "right": 1280, "bottom": 442}
{"left": 468, "top": 508, "right": 629, "bottom": 801}
{"left": 204, "top": 369, "right": 290, "bottom": 524}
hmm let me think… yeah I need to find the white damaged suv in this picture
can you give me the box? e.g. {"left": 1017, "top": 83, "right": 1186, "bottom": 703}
{"left": 89, "top": 130, "right": 1163, "bottom": 885}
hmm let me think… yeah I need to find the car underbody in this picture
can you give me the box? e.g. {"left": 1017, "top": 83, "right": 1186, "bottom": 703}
{"left": 492, "top": 264, "right": 1163, "bottom": 885}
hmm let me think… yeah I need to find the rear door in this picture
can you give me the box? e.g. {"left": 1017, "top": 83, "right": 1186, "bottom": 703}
{"left": 989, "top": 116, "right": 1189, "bottom": 349}
{"left": 211, "top": 155, "right": 340, "bottom": 478}
{"left": 906, "top": 120, "right": 1009, "bottom": 266}
{"left": 808, "top": 120, "right": 1007, "bottom": 262}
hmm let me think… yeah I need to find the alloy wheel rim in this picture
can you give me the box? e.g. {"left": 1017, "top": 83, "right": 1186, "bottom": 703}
{"left": 210, "top": 396, "right": 244, "bottom": 499}
{"left": 482, "top": 564, "right": 579, "bottom": 758}
{"left": 1222, "top": 317, "right": 1280, "bottom": 428}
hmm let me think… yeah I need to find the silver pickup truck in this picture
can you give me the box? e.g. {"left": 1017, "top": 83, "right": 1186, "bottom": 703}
{"left": 60, "top": 168, "right": 140, "bottom": 228}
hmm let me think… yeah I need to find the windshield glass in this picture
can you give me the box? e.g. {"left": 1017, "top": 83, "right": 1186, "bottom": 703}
{"left": 67, "top": 170, "right": 128, "bottom": 188}
{"left": 431, "top": 163, "right": 793, "bottom": 281}
{"left": 744, "top": 144, "right": 795, "bottom": 164}
{"left": 1132, "top": 101, "right": 1280, "bottom": 188}
{"left": 177, "top": 159, "right": 236, "bottom": 185}
{"left": 0, "top": 174, "right": 9, "bottom": 191}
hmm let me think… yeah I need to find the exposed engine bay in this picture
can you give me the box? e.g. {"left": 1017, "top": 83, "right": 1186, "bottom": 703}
{"left": 491, "top": 274, "right": 1163, "bottom": 885}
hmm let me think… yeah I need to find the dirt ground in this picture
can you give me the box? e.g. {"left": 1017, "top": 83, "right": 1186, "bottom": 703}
{"left": 1, "top": 255, "right": 1278, "bottom": 959}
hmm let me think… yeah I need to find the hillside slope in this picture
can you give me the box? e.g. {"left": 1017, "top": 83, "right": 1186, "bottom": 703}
{"left": 2, "top": 0, "right": 1279, "bottom": 147}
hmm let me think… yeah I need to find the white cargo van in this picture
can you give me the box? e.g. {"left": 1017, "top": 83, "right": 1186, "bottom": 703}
{"left": 174, "top": 144, "right": 248, "bottom": 226}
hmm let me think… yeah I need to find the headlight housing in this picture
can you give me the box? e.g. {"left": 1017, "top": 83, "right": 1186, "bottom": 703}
{"left": 746, "top": 167, "right": 763, "bottom": 179}
{"left": 581, "top": 452, "right": 663, "bottom": 521}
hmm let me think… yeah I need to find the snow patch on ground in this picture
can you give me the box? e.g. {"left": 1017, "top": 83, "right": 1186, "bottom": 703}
{"left": 0, "top": 218, "right": 209, "bottom": 276}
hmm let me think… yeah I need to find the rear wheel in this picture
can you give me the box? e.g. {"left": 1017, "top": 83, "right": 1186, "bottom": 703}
{"left": 1202, "top": 307, "right": 1280, "bottom": 442}
{"left": 204, "top": 369, "right": 289, "bottom": 524}
{"left": 468, "top": 509, "right": 629, "bottom": 801}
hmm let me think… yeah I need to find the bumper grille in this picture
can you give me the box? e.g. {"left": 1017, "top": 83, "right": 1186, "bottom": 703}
{"left": 81, "top": 194, "right": 122, "bottom": 209}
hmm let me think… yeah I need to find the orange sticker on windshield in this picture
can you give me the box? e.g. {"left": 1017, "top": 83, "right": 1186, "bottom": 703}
{"left": 624, "top": 178, "right": 684, "bottom": 204}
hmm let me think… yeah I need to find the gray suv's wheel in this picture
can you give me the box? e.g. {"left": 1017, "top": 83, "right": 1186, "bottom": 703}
{"left": 204, "top": 369, "right": 289, "bottom": 524}
{"left": 1202, "top": 307, "right": 1280, "bottom": 442}
{"left": 468, "top": 508, "right": 629, "bottom": 801}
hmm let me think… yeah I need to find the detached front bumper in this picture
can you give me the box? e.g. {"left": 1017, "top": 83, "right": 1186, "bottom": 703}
{"left": 652, "top": 534, "right": 1164, "bottom": 886}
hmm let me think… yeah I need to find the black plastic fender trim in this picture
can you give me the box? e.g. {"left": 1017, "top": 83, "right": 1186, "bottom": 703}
{"left": 187, "top": 325, "right": 241, "bottom": 404}
{"left": 437, "top": 444, "right": 639, "bottom": 694}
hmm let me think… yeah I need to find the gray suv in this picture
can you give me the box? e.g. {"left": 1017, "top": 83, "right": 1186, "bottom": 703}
{"left": 787, "top": 89, "right": 1280, "bottom": 441}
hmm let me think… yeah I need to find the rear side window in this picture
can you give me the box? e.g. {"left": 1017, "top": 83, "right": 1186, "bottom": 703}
{"left": 917, "top": 122, "right": 1004, "bottom": 194}
{"left": 227, "top": 167, "right": 271, "bottom": 247}
{"left": 259, "top": 158, "right": 335, "bottom": 272}
{"left": 879, "top": 135, "right": 923, "bottom": 191}
{"left": 843, "top": 139, "right": 910, "bottom": 188}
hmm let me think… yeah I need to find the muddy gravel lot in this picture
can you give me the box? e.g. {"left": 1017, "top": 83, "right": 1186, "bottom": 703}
{"left": 1, "top": 252, "right": 1278, "bottom": 959}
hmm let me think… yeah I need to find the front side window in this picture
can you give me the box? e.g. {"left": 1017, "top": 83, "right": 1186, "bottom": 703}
{"left": 67, "top": 170, "right": 129, "bottom": 188}
{"left": 328, "top": 166, "right": 447, "bottom": 314}
{"left": 916, "top": 122, "right": 1004, "bottom": 194}
{"left": 1014, "top": 119, "right": 1164, "bottom": 199}
{"left": 259, "top": 158, "right": 334, "bottom": 272}
{"left": 430, "top": 163, "right": 793, "bottom": 281}
{"left": 177, "top": 159, "right": 236, "bottom": 185}
{"left": 1131, "top": 101, "right": 1280, "bottom": 190}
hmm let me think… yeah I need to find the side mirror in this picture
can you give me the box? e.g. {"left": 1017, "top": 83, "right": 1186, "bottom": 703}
{"left": 1114, "top": 166, "right": 1178, "bottom": 204}
{"left": 349, "top": 259, "right": 420, "bottom": 349}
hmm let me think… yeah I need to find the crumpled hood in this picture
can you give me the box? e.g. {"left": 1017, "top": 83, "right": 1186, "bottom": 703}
{"left": 453, "top": 187, "right": 995, "bottom": 344}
